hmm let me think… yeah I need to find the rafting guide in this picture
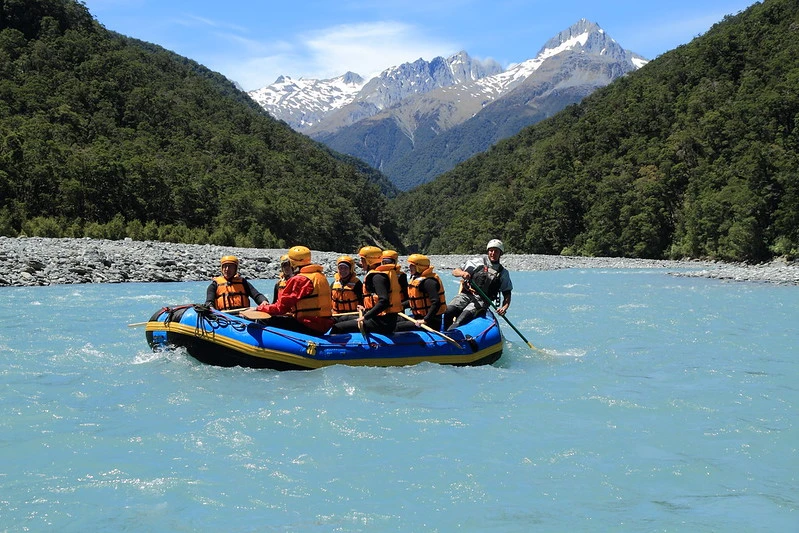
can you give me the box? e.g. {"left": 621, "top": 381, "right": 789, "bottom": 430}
{"left": 444, "top": 239, "right": 513, "bottom": 330}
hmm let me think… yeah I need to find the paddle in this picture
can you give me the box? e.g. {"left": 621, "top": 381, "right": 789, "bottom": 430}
{"left": 357, "top": 308, "right": 367, "bottom": 336}
{"left": 397, "top": 313, "right": 461, "bottom": 348}
{"left": 239, "top": 308, "right": 272, "bottom": 320}
{"left": 127, "top": 306, "right": 255, "bottom": 327}
{"left": 467, "top": 280, "right": 537, "bottom": 350}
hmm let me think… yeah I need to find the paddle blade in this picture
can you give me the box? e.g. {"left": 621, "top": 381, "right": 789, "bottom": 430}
{"left": 239, "top": 309, "right": 271, "bottom": 320}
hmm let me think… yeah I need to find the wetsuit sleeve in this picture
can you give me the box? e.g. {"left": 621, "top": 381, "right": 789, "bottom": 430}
{"left": 205, "top": 281, "right": 218, "bottom": 307}
{"left": 353, "top": 279, "right": 364, "bottom": 305}
{"left": 362, "top": 273, "right": 391, "bottom": 320}
{"left": 499, "top": 268, "right": 513, "bottom": 292}
{"left": 423, "top": 277, "right": 441, "bottom": 323}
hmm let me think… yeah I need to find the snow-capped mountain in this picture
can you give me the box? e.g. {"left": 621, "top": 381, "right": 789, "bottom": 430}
{"left": 376, "top": 21, "right": 648, "bottom": 189}
{"left": 470, "top": 18, "right": 647, "bottom": 99}
{"left": 249, "top": 19, "right": 647, "bottom": 190}
{"left": 248, "top": 72, "right": 366, "bottom": 131}
{"left": 249, "top": 52, "right": 501, "bottom": 132}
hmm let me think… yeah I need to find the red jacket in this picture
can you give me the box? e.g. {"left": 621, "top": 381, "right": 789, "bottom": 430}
{"left": 257, "top": 275, "right": 333, "bottom": 333}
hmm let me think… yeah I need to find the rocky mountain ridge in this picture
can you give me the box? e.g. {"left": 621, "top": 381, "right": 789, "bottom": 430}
{"left": 249, "top": 19, "right": 647, "bottom": 190}
{"left": 249, "top": 51, "right": 502, "bottom": 132}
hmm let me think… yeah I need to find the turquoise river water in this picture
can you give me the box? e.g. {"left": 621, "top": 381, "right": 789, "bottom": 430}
{"left": 1, "top": 268, "right": 796, "bottom": 531}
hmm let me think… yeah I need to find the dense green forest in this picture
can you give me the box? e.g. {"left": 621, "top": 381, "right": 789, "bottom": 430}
{"left": 0, "top": 0, "right": 399, "bottom": 252}
{"left": 389, "top": 0, "right": 799, "bottom": 261}
{"left": 3, "top": 0, "right": 798, "bottom": 262}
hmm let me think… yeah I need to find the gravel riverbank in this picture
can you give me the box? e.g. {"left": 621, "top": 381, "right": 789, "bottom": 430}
{"left": 1, "top": 236, "right": 797, "bottom": 287}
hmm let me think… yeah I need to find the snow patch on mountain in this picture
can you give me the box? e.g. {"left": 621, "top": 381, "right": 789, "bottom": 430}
{"left": 248, "top": 72, "right": 366, "bottom": 128}
{"left": 249, "top": 19, "right": 647, "bottom": 133}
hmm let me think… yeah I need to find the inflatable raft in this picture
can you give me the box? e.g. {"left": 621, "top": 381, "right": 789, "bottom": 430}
{"left": 144, "top": 304, "right": 504, "bottom": 370}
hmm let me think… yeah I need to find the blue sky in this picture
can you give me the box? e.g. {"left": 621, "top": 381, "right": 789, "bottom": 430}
{"left": 80, "top": 0, "right": 757, "bottom": 91}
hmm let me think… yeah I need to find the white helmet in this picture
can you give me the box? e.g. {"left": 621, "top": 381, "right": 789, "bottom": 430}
{"left": 486, "top": 239, "right": 504, "bottom": 254}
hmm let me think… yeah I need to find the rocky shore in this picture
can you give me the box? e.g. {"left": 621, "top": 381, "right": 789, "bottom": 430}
{"left": 1, "top": 236, "right": 797, "bottom": 287}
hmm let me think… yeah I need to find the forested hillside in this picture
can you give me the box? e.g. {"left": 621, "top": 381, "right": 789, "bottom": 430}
{"left": 389, "top": 0, "right": 799, "bottom": 262}
{"left": 0, "top": 0, "right": 399, "bottom": 251}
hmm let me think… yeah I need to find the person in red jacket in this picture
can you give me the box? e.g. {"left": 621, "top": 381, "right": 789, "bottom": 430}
{"left": 255, "top": 246, "right": 333, "bottom": 335}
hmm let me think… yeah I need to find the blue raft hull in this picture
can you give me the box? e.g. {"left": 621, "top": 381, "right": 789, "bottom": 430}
{"left": 145, "top": 305, "right": 504, "bottom": 370}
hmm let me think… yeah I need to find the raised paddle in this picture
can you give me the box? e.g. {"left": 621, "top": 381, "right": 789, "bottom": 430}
{"left": 467, "top": 280, "right": 537, "bottom": 351}
{"left": 127, "top": 321, "right": 148, "bottom": 327}
{"left": 397, "top": 313, "right": 462, "bottom": 348}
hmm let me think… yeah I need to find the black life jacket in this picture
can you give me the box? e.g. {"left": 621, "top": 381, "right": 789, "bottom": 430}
{"left": 470, "top": 264, "right": 504, "bottom": 302}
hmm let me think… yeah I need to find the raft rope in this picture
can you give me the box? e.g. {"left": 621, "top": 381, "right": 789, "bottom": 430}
{"left": 191, "top": 304, "right": 318, "bottom": 349}
{"left": 192, "top": 304, "right": 248, "bottom": 337}
{"left": 163, "top": 304, "right": 192, "bottom": 327}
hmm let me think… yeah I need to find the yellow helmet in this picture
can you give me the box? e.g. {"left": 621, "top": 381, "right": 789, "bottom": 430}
{"left": 280, "top": 254, "right": 290, "bottom": 265}
{"left": 408, "top": 253, "right": 430, "bottom": 269}
{"left": 337, "top": 255, "right": 355, "bottom": 269}
{"left": 381, "top": 249, "right": 399, "bottom": 263}
{"left": 358, "top": 245, "right": 383, "bottom": 267}
{"left": 287, "top": 246, "right": 311, "bottom": 267}
{"left": 220, "top": 255, "right": 239, "bottom": 266}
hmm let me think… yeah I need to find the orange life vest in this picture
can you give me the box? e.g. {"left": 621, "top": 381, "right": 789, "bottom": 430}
{"left": 363, "top": 264, "right": 404, "bottom": 315}
{"left": 407, "top": 268, "right": 447, "bottom": 318}
{"left": 213, "top": 275, "right": 249, "bottom": 310}
{"left": 294, "top": 265, "right": 333, "bottom": 319}
{"left": 387, "top": 263, "right": 409, "bottom": 301}
{"left": 331, "top": 273, "right": 360, "bottom": 313}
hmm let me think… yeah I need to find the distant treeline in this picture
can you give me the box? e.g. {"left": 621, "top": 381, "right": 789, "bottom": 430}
{"left": 389, "top": 0, "right": 799, "bottom": 261}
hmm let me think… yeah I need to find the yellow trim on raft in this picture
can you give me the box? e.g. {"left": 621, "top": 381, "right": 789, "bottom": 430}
{"left": 146, "top": 321, "right": 501, "bottom": 369}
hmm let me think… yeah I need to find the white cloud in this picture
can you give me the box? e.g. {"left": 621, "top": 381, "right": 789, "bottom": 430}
{"left": 225, "top": 21, "right": 460, "bottom": 91}
{"left": 175, "top": 14, "right": 250, "bottom": 34}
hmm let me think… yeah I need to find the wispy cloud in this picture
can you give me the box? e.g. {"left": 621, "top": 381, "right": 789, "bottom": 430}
{"left": 174, "top": 13, "right": 250, "bottom": 34}
{"left": 225, "top": 21, "right": 460, "bottom": 90}
{"left": 302, "top": 21, "right": 459, "bottom": 78}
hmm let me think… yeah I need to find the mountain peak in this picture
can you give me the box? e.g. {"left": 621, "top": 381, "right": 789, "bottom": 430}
{"left": 249, "top": 19, "right": 645, "bottom": 135}
{"left": 341, "top": 71, "right": 364, "bottom": 84}
{"left": 538, "top": 19, "right": 603, "bottom": 56}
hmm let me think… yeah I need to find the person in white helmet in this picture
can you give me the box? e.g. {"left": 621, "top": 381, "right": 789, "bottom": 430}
{"left": 444, "top": 239, "right": 513, "bottom": 330}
